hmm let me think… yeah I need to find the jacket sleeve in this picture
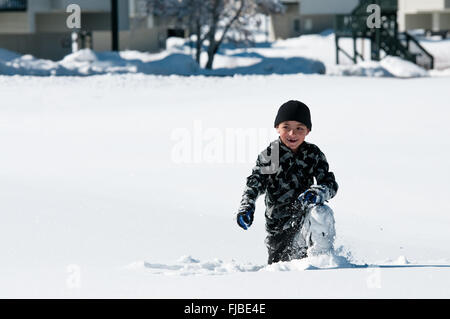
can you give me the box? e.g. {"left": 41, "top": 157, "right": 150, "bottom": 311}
{"left": 238, "top": 152, "right": 270, "bottom": 214}
{"left": 313, "top": 148, "right": 338, "bottom": 201}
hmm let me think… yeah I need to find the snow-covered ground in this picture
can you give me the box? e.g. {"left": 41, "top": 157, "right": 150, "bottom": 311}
{"left": 1, "top": 29, "right": 450, "bottom": 298}
{"left": 1, "top": 72, "right": 449, "bottom": 298}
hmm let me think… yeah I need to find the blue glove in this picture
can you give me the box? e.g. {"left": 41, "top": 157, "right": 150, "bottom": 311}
{"left": 237, "top": 209, "right": 254, "bottom": 230}
{"left": 303, "top": 190, "right": 319, "bottom": 204}
{"left": 298, "top": 186, "right": 329, "bottom": 206}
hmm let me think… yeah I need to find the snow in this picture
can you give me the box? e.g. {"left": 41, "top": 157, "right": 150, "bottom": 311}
{"left": 410, "top": 34, "right": 450, "bottom": 70}
{"left": 327, "top": 56, "right": 431, "bottom": 78}
{"left": 0, "top": 47, "right": 323, "bottom": 76}
{"left": 327, "top": 61, "right": 395, "bottom": 77}
{"left": 125, "top": 253, "right": 360, "bottom": 277}
{"left": 1, "top": 73, "right": 450, "bottom": 298}
{"left": 127, "top": 256, "right": 265, "bottom": 276}
{"left": 379, "top": 56, "right": 429, "bottom": 78}
{"left": 1, "top": 30, "right": 450, "bottom": 298}
{"left": 1, "top": 31, "right": 449, "bottom": 77}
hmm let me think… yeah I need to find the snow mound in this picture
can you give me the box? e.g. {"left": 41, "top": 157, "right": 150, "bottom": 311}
{"left": 272, "top": 33, "right": 334, "bottom": 49}
{"left": 166, "top": 37, "right": 188, "bottom": 51}
{"left": 264, "top": 252, "right": 364, "bottom": 271}
{"left": 138, "top": 53, "right": 200, "bottom": 75}
{"left": 395, "top": 255, "right": 410, "bottom": 265}
{"left": 327, "top": 61, "right": 394, "bottom": 77}
{"left": 429, "top": 67, "right": 450, "bottom": 77}
{"left": 0, "top": 49, "right": 200, "bottom": 76}
{"left": 207, "top": 57, "right": 326, "bottom": 76}
{"left": 377, "top": 255, "right": 412, "bottom": 266}
{"left": 61, "top": 48, "right": 98, "bottom": 64}
{"left": 127, "top": 255, "right": 264, "bottom": 276}
{"left": 380, "top": 56, "right": 428, "bottom": 78}
{"left": 59, "top": 50, "right": 200, "bottom": 76}
{"left": 327, "top": 56, "right": 429, "bottom": 78}
{"left": 0, "top": 52, "right": 70, "bottom": 76}
{"left": 59, "top": 49, "right": 110, "bottom": 75}
{"left": 0, "top": 48, "right": 323, "bottom": 77}
{"left": 128, "top": 252, "right": 364, "bottom": 276}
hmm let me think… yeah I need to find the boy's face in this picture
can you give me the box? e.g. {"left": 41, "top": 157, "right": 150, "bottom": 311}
{"left": 276, "top": 121, "right": 310, "bottom": 152}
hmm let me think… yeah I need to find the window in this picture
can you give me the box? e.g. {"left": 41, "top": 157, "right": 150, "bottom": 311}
{"left": 0, "top": 0, "right": 27, "bottom": 11}
{"left": 304, "top": 18, "right": 313, "bottom": 31}
{"left": 294, "top": 19, "right": 300, "bottom": 32}
{"left": 167, "top": 28, "right": 185, "bottom": 38}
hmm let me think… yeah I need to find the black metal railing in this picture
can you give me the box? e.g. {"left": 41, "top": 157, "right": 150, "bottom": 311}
{"left": 335, "top": 0, "right": 434, "bottom": 69}
{"left": 400, "top": 31, "right": 434, "bottom": 69}
{"left": 378, "top": 29, "right": 416, "bottom": 62}
{"left": 0, "top": 0, "right": 27, "bottom": 11}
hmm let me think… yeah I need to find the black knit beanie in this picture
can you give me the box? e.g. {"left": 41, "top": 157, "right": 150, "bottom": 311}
{"left": 274, "top": 100, "right": 312, "bottom": 130}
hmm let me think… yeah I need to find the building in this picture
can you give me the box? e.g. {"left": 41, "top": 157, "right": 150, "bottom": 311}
{"left": 268, "top": 0, "right": 301, "bottom": 40}
{"left": 397, "top": 0, "right": 450, "bottom": 33}
{"left": 270, "top": 0, "right": 450, "bottom": 40}
{"left": 0, "top": 0, "right": 175, "bottom": 60}
{"left": 296, "top": 0, "right": 359, "bottom": 34}
{"left": 269, "top": 0, "right": 358, "bottom": 39}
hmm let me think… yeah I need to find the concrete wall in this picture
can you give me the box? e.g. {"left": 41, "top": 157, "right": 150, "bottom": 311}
{"left": 438, "top": 12, "right": 450, "bottom": 29}
{"left": 270, "top": 3, "right": 301, "bottom": 39}
{"left": 0, "top": 27, "right": 165, "bottom": 61}
{"left": 270, "top": 0, "right": 360, "bottom": 39}
{"left": 0, "top": 12, "right": 29, "bottom": 33}
{"left": 34, "top": 12, "right": 113, "bottom": 32}
{"left": 92, "top": 28, "right": 166, "bottom": 53}
{"left": 300, "top": 0, "right": 359, "bottom": 15}
{"left": 28, "top": 0, "right": 110, "bottom": 12}
{"left": 398, "top": 0, "right": 450, "bottom": 31}
{"left": 0, "top": 33, "right": 72, "bottom": 60}
{"left": 398, "top": 0, "right": 447, "bottom": 13}
{"left": 4, "top": 0, "right": 130, "bottom": 33}
{"left": 299, "top": 14, "right": 335, "bottom": 34}
{"left": 48, "top": 0, "right": 111, "bottom": 11}
{"left": 0, "top": 0, "right": 167, "bottom": 60}
{"left": 27, "top": 0, "right": 52, "bottom": 12}
{"left": 296, "top": 0, "right": 359, "bottom": 36}
{"left": 403, "top": 13, "right": 433, "bottom": 30}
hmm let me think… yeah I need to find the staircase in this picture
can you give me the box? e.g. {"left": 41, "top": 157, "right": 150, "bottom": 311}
{"left": 335, "top": 0, "right": 434, "bottom": 69}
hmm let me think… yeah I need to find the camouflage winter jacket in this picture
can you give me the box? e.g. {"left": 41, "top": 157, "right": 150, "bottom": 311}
{"left": 239, "top": 137, "right": 338, "bottom": 234}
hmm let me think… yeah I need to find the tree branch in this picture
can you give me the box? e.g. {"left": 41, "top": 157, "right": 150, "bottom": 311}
{"left": 214, "top": 0, "right": 245, "bottom": 53}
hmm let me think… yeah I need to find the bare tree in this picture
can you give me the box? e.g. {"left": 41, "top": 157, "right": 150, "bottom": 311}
{"left": 185, "top": 0, "right": 210, "bottom": 65}
{"left": 143, "top": 0, "right": 284, "bottom": 69}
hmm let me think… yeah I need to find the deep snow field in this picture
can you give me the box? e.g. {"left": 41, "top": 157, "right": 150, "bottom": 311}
{"left": 1, "top": 29, "right": 450, "bottom": 298}
{"left": 1, "top": 72, "right": 450, "bottom": 298}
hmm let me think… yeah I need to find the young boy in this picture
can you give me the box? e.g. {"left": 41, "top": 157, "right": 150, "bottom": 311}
{"left": 236, "top": 100, "right": 338, "bottom": 265}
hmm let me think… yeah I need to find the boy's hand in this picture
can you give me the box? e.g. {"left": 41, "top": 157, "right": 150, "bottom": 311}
{"left": 301, "top": 189, "right": 321, "bottom": 204}
{"left": 237, "top": 209, "right": 254, "bottom": 230}
{"left": 298, "top": 185, "right": 329, "bottom": 206}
